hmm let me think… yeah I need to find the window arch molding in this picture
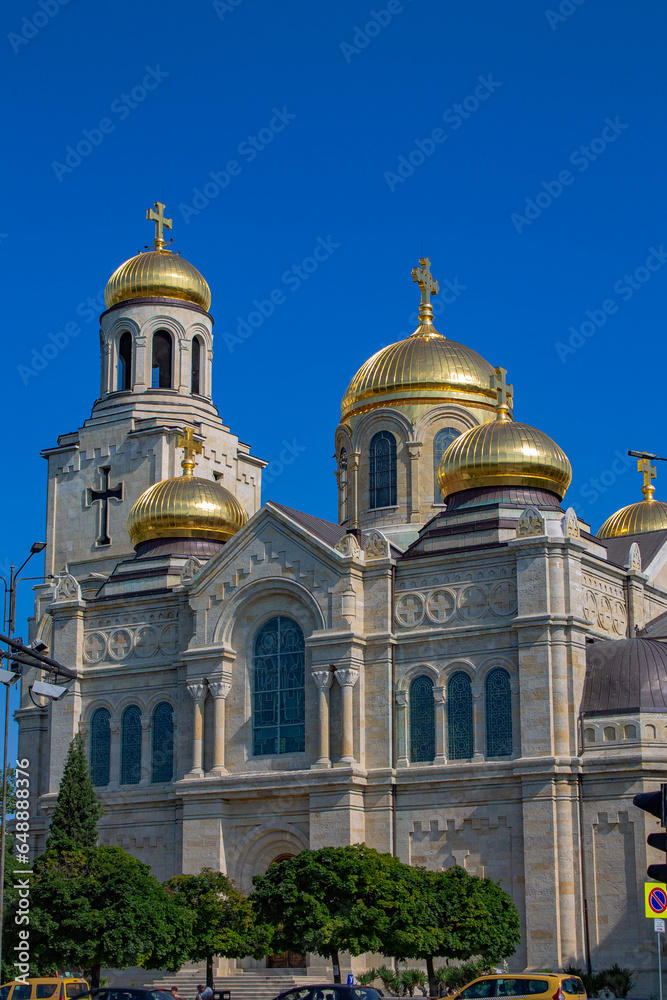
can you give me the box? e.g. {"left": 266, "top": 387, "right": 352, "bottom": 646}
{"left": 212, "top": 577, "right": 325, "bottom": 646}
{"left": 397, "top": 662, "right": 440, "bottom": 692}
{"left": 103, "top": 317, "right": 140, "bottom": 395}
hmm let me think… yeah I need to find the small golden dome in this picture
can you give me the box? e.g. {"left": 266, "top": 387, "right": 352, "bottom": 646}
{"left": 437, "top": 403, "right": 572, "bottom": 501}
{"left": 128, "top": 470, "right": 247, "bottom": 547}
{"left": 598, "top": 458, "right": 667, "bottom": 538}
{"left": 105, "top": 249, "right": 211, "bottom": 311}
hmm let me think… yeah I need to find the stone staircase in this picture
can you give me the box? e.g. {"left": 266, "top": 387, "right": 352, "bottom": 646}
{"left": 144, "top": 971, "right": 309, "bottom": 1000}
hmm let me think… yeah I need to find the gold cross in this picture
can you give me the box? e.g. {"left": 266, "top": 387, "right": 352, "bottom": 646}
{"left": 146, "top": 201, "right": 172, "bottom": 250}
{"left": 638, "top": 456, "right": 657, "bottom": 500}
{"left": 491, "top": 366, "right": 513, "bottom": 419}
{"left": 177, "top": 427, "right": 202, "bottom": 476}
{"left": 411, "top": 257, "right": 439, "bottom": 306}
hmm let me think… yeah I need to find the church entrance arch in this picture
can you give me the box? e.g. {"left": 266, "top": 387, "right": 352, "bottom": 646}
{"left": 266, "top": 854, "right": 306, "bottom": 969}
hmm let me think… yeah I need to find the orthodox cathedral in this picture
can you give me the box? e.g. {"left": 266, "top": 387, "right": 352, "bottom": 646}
{"left": 20, "top": 203, "right": 667, "bottom": 980}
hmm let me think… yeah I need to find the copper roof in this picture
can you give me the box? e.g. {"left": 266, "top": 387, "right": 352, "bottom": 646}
{"left": 582, "top": 637, "right": 667, "bottom": 715}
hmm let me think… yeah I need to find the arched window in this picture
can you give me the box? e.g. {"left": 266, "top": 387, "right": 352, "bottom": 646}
{"left": 90, "top": 708, "right": 111, "bottom": 787}
{"left": 584, "top": 727, "right": 596, "bottom": 743}
{"left": 339, "top": 448, "right": 348, "bottom": 521}
{"left": 191, "top": 336, "right": 202, "bottom": 395}
{"left": 151, "top": 330, "right": 172, "bottom": 389}
{"left": 120, "top": 705, "right": 142, "bottom": 785}
{"left": 433, "top": 427, "right": 460, "bottom": 502}
{"left": 409, "top": 675, "right": 435, "bottom": 763}
{"left": 253, "top": 617, "right": 305, "bottom": 756}
{"left": 369, "top": 431, "right": 397, "bottom": 509}
{"left": 117, "top": 332, "right": 132, "bottom": 391}
{"left": 152, "top": 702, "right": 174, "bottom": 783}
{"left": 624, "top": 724, "right": 637, "bottom": 740}
{"left": 485, "top": 668, "right": 512, "bottom": 758}
{"left": 447, "top": 672, "right": 473, "bottom": 760}
{"left": 603, "top": 726, "right": 616, "bottom": 742}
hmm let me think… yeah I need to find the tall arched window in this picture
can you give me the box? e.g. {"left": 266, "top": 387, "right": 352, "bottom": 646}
{"left": 339, "top": 448, "right": 348, "bottom": 522}
{"left": 447, "top": 672, "right": 473, "bottom": 760}
{"left": 485, "top": 668, "right": 513, "bottom": 758}
{"left": 191, "top": 337, "right": 202, "bottom": 395}
{"left": 433, "top": 427, "right": 460, "bottom": 502}
{"left": 117, "top": 332, "right": 132, "bottom": 391}
{"left": 253, "top": 617, "right": 305, "bottom": 756}
{"left": 120, "top": 705, "right": 142, "bottom": 785}
{"left": 90, "top": 708, "right": 111, "bottom": 787}
{"left": 151, "top": 330, "right": 172, "bottom": 389}
{"left": 369, "top": 431, "right": 397, "bottom": 509}
{"left": 152, "top": 702, "right": 174, "bottom": 783}
{"left": 409, "top": 675, "right": 435, "bottom": 763}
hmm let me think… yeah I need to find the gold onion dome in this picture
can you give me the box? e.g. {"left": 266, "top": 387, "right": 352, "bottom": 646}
{"left": 598, "top": 456, "right": 667, "bottom": 539}
{"left": 105, "top": 201, "right": 211, "bottom": 311}
{"left": 436, "top": 368, "right": 572, "bottom": 500}
{"left": 127, "top": 429, "right": 247, "bottom": 547}
{"left": 340, "top": 258, "right": 501, "bottom": 422}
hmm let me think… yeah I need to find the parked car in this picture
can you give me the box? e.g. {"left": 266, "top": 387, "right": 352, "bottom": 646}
{"left": 454, "top": 975, "right": 587, "bottom": 1000}
{"left": 269, "top": 987, "right": 382, "bottom": 1000}
{"left": 76, "top": 991, "right": 174, "bottom": 1000}
{"left": 0, "top": 980, "right": 89, "bottom": 1000}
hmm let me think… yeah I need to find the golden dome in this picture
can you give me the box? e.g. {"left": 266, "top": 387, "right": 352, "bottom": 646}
{"left": 128, "top": 471, "right": 247, "bottom": 547}
{"left": 105, "top": 249, "right": 211, "bottom": 311}
{"left": 437, "top": 405, "right": 572, "bottom": 500}
{"left": 598, "top": 460, "right": 667, "bottom": 538}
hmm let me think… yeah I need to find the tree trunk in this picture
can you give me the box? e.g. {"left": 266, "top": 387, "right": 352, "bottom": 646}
{"left": 206, "top": 953, "right": 214, "bottom": 989}
{"left": 331, "top": 950, "right": 341, "bottom": 984}
{"left": 90, "top": 964, "right": 101, "bottom": 989}
{"left": 426, "top": 956, "right": 436, "bottom": 998}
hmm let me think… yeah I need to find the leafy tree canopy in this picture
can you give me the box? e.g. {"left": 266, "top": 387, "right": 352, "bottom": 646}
{"left": 46, "top": 733, "right": 103, "bottom": 852}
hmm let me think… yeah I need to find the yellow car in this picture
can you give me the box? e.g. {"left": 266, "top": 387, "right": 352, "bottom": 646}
{"left": 0, "top": 979, "right": 89, "bottom": 1000}
{"left": 455, "top": 974, "right": 587, "bottom": 1000}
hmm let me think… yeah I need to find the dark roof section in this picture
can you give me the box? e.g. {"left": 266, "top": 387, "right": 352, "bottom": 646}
{"left": 582, "top": 637, "right": 667, "bottom": 715}
{"left": 269, "top": 503, "right": 402, "bottom": 556}
{"left": 598, "top": 528, "right": 667, "bottom": 569}
{"left": 640, "top": 609, "right": 667, "bottom": 639}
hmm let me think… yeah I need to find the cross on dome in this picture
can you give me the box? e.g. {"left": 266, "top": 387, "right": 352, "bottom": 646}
{"left": 411, "top": 256, "right": 439, "bottom": 305}
{"left": 146, "top": 200, "right": 172, "bottom": 250}
{"left": 491, "top": 366, "right": 513, "bottom": 420}
{"left": 638, "top": 455, "right": 657, "bottom": 500}
{"left": 177, "top": 427, "right": 202, "bottom": 476}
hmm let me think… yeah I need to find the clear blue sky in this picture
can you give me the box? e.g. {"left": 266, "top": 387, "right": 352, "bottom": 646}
{"left": 1, "top": 0, "right": 666, "bottom": 750}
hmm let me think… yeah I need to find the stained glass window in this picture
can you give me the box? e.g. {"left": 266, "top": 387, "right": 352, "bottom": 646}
{"left": 447, "top": 671, "right": 473, "bottom": 760}
{"left": 409, "top": 675, "right": 435, "bottom": 763}
{"left": 90, "top": 707, "right": 111, "bottom": 787}
{"left": 152, "top": 702, "right": 174, "bottom": 783}
{"left": 117, "top": 332, "right": 132, "bottom": 391}
{"left": 120, "top": 705, "right": 141, "bottom": 785}
{"left": 253, "top": 616, "right": 305, "bottom": 756}
{"left": 433, "top": 427, "right": 460, "bottom": 502}
{"left": 485, "top": 668, "right": 512, "bottom": 758}
{"left": 152, "top": 330, "right": 172, "bottom": 389}
{"left": 191, "top": 336, "right": 201, "bottom": 395}
{"left": 369, "top": 431, "right": 397, "bottom": 509}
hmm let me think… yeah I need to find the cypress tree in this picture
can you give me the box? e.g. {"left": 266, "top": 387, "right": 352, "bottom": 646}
{"left": 46, "top": 732, "right": 103, "bottom": 852}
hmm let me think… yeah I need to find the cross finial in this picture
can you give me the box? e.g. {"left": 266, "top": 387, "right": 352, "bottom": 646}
{"left": 490, "top": 367, "right": 513, "bottom": 420}
{"left": 176, "top": 427, "right": 202, "bottom": 476}
{"left": 411, "top": 257, "right": 440, "bottom": 331}
{"left": 146, "top": 201, "right": 172, "bottom": 250}
{"left": 638, "top": 455, "right": 657, "bottom": 500}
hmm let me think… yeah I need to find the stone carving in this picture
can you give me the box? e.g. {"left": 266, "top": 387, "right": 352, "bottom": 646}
{"left": 208, "top": 679, "right": 231, "bottom": 699}
{"left": 516, "top": 506, "right": 545, "bottom": 538}
{"left": 181, "top": 556, "right": 203, "bottom": 584}
{"left": 108, "top": 629, "right": 132, "bottom": 661}
{"left": 134, "top": 626, "right": 159, "bottom": 658}
{"left": 563, "top": 507, "right": 580, "bottom": 538}
{"left": 84, "top": 632, "right": 107, "bottom": 664}
{"left": 396, "top": 593, "right": 425, "bottom": 628}
{"left": 82, "top": 619, "right": 181, "bottom": 664}
{"left": 458, "top": 586, "right": 488, "bottom": 621}
{"left": 364, "top": 529, "right": 390, "bottom": 560}
{"left": 583, "top": 590, "right": 598, "bottom": 624}
{"left": 186, "top": 681, "right": 207, "bottom": 701}
{"left": 335, "top": 667, "right": 359, "bottom": 688}
{"left": 627, "top": 542, "right": 642, "bottom": 572}
{"left": 311, "top": 669, "right": 334, "bottom": 690}
{"left": 53, "top": 570, "right": 81, "bottom": 602}
{"left": 426, "top": 589, "right": 456, "bottom": 624}
{"left": 334, "top": 533, "right": 361, "bottom": 558}
{"left": 597, "top": 594, "right": 613, "bottom": 631}
{"left": 160, "top": 622, "right": 179, "bottom": 655}
{"left": 612, "top": 601, "right": 627, "bottom": 636}
{"left": 341, "top": 587, "right": 356, "bottom": 619}
{"left": 489, "top": 581, "right": 518, "bottom": 617}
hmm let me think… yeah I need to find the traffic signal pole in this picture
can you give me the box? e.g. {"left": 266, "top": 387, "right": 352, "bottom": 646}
{"left": 634, "top": 785, "right": 667, "bottom": 1000}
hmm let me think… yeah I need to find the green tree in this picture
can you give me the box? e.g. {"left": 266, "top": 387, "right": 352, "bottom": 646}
{"left": 4, "top": 846, "right": 189, "bottom": 987}
{"left": 250, "top": 845, "right": 411, "bottom": 983}
{"left": 165, "top": 868, "right": 266, "bottom": 988}
{"left": 46, "top": 733, "right": 103, "bottom": 852}
{"left": 0, "top": 766, "right": 16, "bottom": 818}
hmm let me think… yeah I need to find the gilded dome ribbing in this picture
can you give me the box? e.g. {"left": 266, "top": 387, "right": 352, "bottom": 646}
{"left": 598, "top": 457, "right": 667, "bottom": 538}
{"left": 105, "top": 249, "right": 211, "bottom": 311}
{"left": 128, "top": 474, "right": 247, "bottom": 546}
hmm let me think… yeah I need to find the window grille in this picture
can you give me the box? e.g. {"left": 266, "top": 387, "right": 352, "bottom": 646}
{"left": 369, "top": 431, "right": 397, "bottom": 508}
{"left": 90, "top": 707, "right": 111, "bottom": 786}
{"left": 253, "top": 617, "right": 305, "bottom": 756}
{"left": 191, "top": 337, "right": 201, "bottom": 395}
{"left": 152, "top": 702, "right": 174, "bottom": 783}
{"left": 120, "top": 705, "right": 142, "bottom": 784}
{"left": 409, "top": 675, "right": 435, "bottom": 762}
{"left": 447, "top": 671, "right": 473, "bottom": 759}
{"left": 485, "top": 668, "right": 513, "bottom": 758}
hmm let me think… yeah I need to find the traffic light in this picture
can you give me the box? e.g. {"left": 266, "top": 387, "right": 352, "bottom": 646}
{"left": 634, "top": 785, "right": 667, "bottom": 882}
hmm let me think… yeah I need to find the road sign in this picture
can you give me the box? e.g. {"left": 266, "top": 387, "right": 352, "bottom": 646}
{"left": 646, "top": 882, "right": 667, "bottom": 916}
{"left": 655, "top": 919, "right": 665, "bottom": 933}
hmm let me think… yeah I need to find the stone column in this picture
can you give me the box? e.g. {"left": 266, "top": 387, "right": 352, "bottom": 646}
{"left": 407, "top": 441, "right": 422, "bottom": 522}
{"left": 349, "top": 452, "right": 361, "bottom": 530}
{"left": 140, "top": 718, "right": 151, "bottom": 784}
{"left": 207, "top": 678, "right": 231, "bottom": 773}
{"left": 433, "top": 685, "right": 447, "bottom": 764}
{"left": 395, "top": 690, "right": 409, "bottom": 767}
{"left": 311, "top": 670, "right": 334, "bottom": 769}
{"left": 186, "top": 681, "right": 207, "bottom": 777}
{"left": 335, "top": 667, "right": 359, "bottom": 764}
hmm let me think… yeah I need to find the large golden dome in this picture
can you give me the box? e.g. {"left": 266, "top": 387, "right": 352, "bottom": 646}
{"left": 598, "top": 459, "right": 667, "bottom": 538}
{"left": 105, "top": 249, "right": 211, "bottom": 311}
{"left": 437, "top": 393, "right": 572, "bottom": 500}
